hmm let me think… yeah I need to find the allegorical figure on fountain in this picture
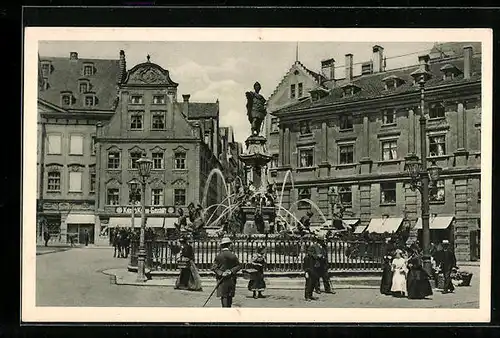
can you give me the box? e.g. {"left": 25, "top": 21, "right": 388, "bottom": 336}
{"left": 245, "top": 81, "right": 268, "bottom": 136}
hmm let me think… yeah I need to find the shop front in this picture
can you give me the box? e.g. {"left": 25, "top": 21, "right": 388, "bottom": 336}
{"left": 365, "top": 217, "right": 404, "bottom": 234}
{"left": 414, "top": 216, "right": 455, "bottom": 247}
{"left": 65, "top": 213, "right": 96, "bottom": 244}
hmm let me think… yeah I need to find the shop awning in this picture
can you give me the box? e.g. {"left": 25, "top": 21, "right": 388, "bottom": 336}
{"left": 108, "top": 217, "right": 141, "bottom": 228}
{"left": 66, "top": 214, "right": 95, "bottom": 224}
{"left": 322, "top": 219, "right": 360, "bottom": 229}
{"left": 354, "top": 225, "right": 367, "bottom": 234}
{"left": 146, "top": 217, "right": 177, "bottom": 229}
{"left": 414, "top": 216, "right": 454, "bottom": 230}
{"left": 366, "top": 217, "right": 403, "bottom": 234}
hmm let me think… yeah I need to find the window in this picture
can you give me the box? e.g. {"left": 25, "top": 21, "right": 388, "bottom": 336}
{"left": 339, "top": 144, "right": 354, "bottom": 164}
{"left": 270, "top": 154, "right": 279, "bottom": 168}
{"left": 429, "top": 103, "right": 445, "bottom": 119}
{"left": 174, "top": 189, "right": 186, "bottom": 206}
{"left": 300, "top": 121, "right": 311, "bottom": 135}
{"left": 383, "top": 109, "right": 396, "bottom": 125}
{"left": 298, "top": 83, "right": 303, "bottom": 98}
{"left": 47, "top": 134, "right": 62, "bottom": 154}
{"left": 429, "top": 135, "right": 446, "bottom": 156}
{"left": 175, "top": 152, "right": 186, "bottom": 169}
{"left": 340, "top": 115, "right": 353, "bottom": 130}
{"left": 130, "top": 112, "right": 143, "bottom": 130}
{"left": 152, "top": 188, "right": 164, "bottom": 206}
{"left": 152, "top": 152, "right": 164, "bottom": 169}
{"left": 128, "top": 183, "right": 141, "bottom": 204}
{"left": 107, "top": 188, "right": 120, "bottom": 205}
{"left": 443, "top": 72, "right": 455, "bottom": 81}
{"left": 41, "top": 62, "right": 50, "bottom": 76}
{"left": 299, "top": 148, "right": 314, "bottom": 168}
{"left": 89, "top": 173, "right": 96, "bottom": 192}
{"left": 69, "top": 172, "right": 82, "bottom": 192}
{"left": 338, "top": 185, "right": 352, "bottom": 206}
{"left": 298, "top": 188, "right": 311, "bottom": 209}
{"left": 107, "top": 151, "right": 121, "bottom": 169}
{"left": 69, "top": 135, "right": 83, "bottom": 155}
{"left": 382, "top": 140, "right": 398, "bottom": 161}
{"left": 83, "top": 65, "right": 94, "bottom": 76}
{"left": 130, "top": 95, "right": 143, "bottom": 104}
{"left": 91, "top": 136, "right": 96, "bottom": 155}
{"left": 61, "top": 94, "right": 72, "bottom": 106}
{"left": 270, "top": 118, "right": 279, "bottom": 133}
{"left": 84, "top": 96, "right": 95, "bottom": 106}
{"left": 152, "top": 111, "right": 165, "bottom": 130}
{"left": 430, "top": 180, "right": 445, "bottom": 202}
{"left": 129, "top": 151, "right": 142, "bottom": 169}
{"left": 153, "top": 95, "right": 166, "bottom": 104}
{"left": 290, "top": 84, "right": 296, "bottom": 99}
{"left": 47, "top": 172, "right": 61, "bottom": 192}
{"left": 380, "top": 182, "right": 396, "bottom": 205}
{"left": 79, "top": 82, "right": 89, "bottom": 93}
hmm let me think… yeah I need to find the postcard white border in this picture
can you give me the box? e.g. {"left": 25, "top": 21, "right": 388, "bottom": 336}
{"left": 22, "top": 27, "right": 492, "bottom": 323}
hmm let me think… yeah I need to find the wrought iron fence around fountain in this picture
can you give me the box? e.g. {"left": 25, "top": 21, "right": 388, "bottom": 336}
{"left": 129, "top": 239, "right": 387, "bottom": 272}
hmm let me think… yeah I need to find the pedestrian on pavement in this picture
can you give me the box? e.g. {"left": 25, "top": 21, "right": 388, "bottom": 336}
{"left": 380, "top": 254, "right": 393, "bottom": 295}
{"left": 303, "top": 240, "right": 322, "bottom": 301}
{"left": 247, "top": 244, "right": 267, "bottom": 299}
{"left": 390, "top": 249, "right": 408, "bottom": 297}
{"left": 440, "top": 240, "right": 458, "bottom": 294}
{"left": 124, "top": 230, "right": 131, "bottom": 258}
{"left": 406, "top": 244, "right": 433, "bottom": 300}
{"left": 210, "top": 237, "right": 241, "bottom": 308}
{"left": 314, "top": 234, "right": 335, "bottom": 294}
{"left": 175, "top": 236, "right": 202, "bottom": 291}
{"left": 84, "top": 229, "right": 90, "bottom": 246}
{"left": 112, "top": 228, "right": 120, "bottom": 258}
{"left": 43, "top": 229, "right": 50, "bottom": 247}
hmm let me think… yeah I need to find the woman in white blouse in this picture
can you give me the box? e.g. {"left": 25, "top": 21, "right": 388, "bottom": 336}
{"left": 391, "top": 249, "right": 408, "bottom": 297}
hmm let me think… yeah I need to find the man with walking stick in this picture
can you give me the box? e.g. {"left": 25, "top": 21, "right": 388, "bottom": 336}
{"left": 208, "top": 237, "right": 241, "bottom": 308}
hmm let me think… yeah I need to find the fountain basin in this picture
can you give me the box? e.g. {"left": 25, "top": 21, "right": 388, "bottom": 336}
{"left": 241, "top": 205, "right": 276, "bottom": 235}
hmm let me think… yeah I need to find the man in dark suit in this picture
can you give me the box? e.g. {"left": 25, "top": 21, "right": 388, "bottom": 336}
{"left": 304, "top": 240, "right": 323, "bottom": 301}
{"left": 314, "top": 234, "right": 335, "bottom": 294}
{"left": 211, "top": 237, "right": 241, "bottom": 307}
{"left": 440, "top": 240, "right": 458, "bottom": 294}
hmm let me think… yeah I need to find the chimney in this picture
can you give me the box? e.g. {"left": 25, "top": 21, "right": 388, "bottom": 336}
{"left": 118, "top": 50, "right": 126, "bottom": 84}
{"left": 70, "top": 52, "right": 78, "bottom": 60}
{"left": 463, "top": 45, "right": 473, "bottom": 80}
{"left": 182, "top": 94, "right": 190, "bottom": 116}
{"left": 372, "top": 45, "right": 384, "bottom": 73}
{"left": 418, "top": 54, "right": 431, "bottom": 72}
{"left": 321, "top": 58, "right": 335, "bottom": 81}
{"left": 345, "top": 54, "right": 353, "bottom": 82}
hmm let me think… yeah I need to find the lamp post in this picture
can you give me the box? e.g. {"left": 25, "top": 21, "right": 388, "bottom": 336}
{"left": 404, "top": 73, "right": 442, "bottom": 275}
{"left": 136, "top": 154, "right": 153, "bottom": 283}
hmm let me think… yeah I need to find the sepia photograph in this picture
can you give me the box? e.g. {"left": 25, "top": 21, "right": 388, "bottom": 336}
{"left": 22, "top": 27, "right": 492, "bottom": 323}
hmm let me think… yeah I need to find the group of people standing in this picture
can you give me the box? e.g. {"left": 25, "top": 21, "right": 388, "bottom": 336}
{"left": 380, "top": 239, "right": 458, "bottom": 299}
{"left": 111, "top": 228, "right": 132, "bottom": 258}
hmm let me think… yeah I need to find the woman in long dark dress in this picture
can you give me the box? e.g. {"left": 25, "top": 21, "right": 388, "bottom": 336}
{"left": 174, "top": 237, "right": 202, "bottom": 291}
{"left": 247, "top": 245, "right": 267, "bottom": 299}
{"left": 406, "top": 248, "right": 433, "bottom": 300}
{"left": 380, "top": 255, "right": 393, "bottom": 295}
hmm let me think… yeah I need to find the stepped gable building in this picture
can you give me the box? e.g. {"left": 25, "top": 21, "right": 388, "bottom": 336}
{"left": 95, "top": 55, "right": 224, "bottom": 236}
{"left": 272, "top": 43, "right": 482, "bottom": 261}
{"left": 37, "top": 51, "right": 121, "bottom": 244}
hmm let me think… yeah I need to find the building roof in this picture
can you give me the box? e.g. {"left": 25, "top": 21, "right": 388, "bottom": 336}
{"left": 429, "top": 42, "right": 482, "bottom": 59}
{"left": 278, "top": 52, "right": 481, "bottom": 114}
{"left": 187, "top": 102, "right": 219, "bottom": 119}
{"left": 38, "top": 56, "right": 120, "bottom": 111}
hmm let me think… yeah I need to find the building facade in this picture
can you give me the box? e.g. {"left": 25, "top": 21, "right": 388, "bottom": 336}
{"left": 272, "top": 43, "right": 482, "bottom": 261}
{"left": 37, "top": 51, "right": 120, "bottom": 244}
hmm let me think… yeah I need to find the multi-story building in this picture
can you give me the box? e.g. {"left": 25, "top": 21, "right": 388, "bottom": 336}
{"left": 37, "top": 51, "right": 120, "bottom": 244}
{"left": 272, "top": 42, "right": 482, "bottom": 261}
{"left": 95, "top": 55, "right": 225, "bottom": 237}
{"left": 219, "top": 126, "right": 245, "bottom": 189}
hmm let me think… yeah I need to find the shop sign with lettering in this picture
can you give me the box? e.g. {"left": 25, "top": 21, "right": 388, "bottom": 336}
{"left": 114, "top": 206, "right": 177, "bottom": 215}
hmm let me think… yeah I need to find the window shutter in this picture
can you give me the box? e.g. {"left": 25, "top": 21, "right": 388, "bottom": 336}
{"left": 69, "top": 172, "right": 82, "bottom": 192}
{"left": 48, "top": 135, "right": 61, "bottom": 154}
{"left": 70, "top": 135, "right": 84, "bottom": 155}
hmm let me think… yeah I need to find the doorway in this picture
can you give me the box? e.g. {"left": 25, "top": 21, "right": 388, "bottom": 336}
{"left": 67, "top": 224, "right": 95, "bottom": 244}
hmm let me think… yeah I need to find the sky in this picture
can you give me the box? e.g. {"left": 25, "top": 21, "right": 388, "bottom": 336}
{"left": 39, "top": 41, "right": 435, "bottom": 143}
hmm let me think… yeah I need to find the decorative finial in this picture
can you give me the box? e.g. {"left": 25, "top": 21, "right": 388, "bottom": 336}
{"left": 147, "top": 54, "right": 151, "bottom": 62}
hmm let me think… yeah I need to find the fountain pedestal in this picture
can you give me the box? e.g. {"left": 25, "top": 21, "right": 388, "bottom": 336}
{"left": 239, "top": 134, "right": 274, "bottom": 235}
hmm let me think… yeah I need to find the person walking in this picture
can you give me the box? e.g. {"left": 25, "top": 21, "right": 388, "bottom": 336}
{"left": 247, "top": 244, "right": 267, "bottom": 299}
{"left": 84, "top": 229, "right": 90, "bottom": 246}
{"left": 406, "top": 244, "right": 433, "bottom": 299}
{"left": 380, "top": 254, "right": 393, "bottom": 295}
{"left": 112, "top": 228, "right": 120, "bottom": 258}
{"left": 211, "top": 237, "right": 241, "bottom": 308}
{"left": 175, "top": 236, "right": 203, "bottom": 291}
{"left": 314, "top": 234, "right": 335, "bottom": 294}
{"left": 43, "top": 229, "right": 50, "bottom": 247}
{"left": 440, "top": 240, "right": 458, "bottom": 294}
{"left": 303, "top": 240, "right": 322, "bottom": 301}
{"left": 390, "top": 249, "right": 408, "bottom": 297}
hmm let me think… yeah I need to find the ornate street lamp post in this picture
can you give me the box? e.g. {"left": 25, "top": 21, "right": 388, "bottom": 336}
{"left": 136, "top": 154, "right": 153, "bottom": 283}
{"left": 404, "top": 70, "right": 442, "bottom": 275}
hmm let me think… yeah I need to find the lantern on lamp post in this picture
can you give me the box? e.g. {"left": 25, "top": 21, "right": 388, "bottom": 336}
{"left": 135, "top": 154, "right": 153, "bottom": 283}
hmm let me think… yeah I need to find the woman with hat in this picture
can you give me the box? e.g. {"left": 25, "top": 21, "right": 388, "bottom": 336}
{"left": 406, "top": 243, "right": 433, "bottom": 299}
{"left": 211, "top": 237, "right": 241, "bottom": 307}
{"left": 247, "top": 244, "right": 267, "bottom": 299}
{"left": 390, "top": 249, "right": 408, "bottom": 297}
{"left": 174, "top": 236, "right": 202, "bottom": 291}
{"left": 380, "top": 253, "right": 394, "bottom": 295}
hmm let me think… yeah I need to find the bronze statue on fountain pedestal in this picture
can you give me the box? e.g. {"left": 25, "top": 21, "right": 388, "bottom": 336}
{"left": 245, "top": 82, "right": 268, "bottom": 136}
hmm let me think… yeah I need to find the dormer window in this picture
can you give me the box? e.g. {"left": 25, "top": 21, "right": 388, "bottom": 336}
{"left": 82, "top": 63, "right": 94, "bottom": 76}
{"left": 130, "top": 95, "right": 144, "bottom": 104}
{"left": 153, "top": 95, "right": 166, "bottom": 104}
{"left": 84, "top": 95, "right": 97, "bottom": 107}
{"left": 440, "top": 64, "right": 462, "bottom": 81}
{"left": 41, "top": 61, "right": 51, "bottom": 77}
{"left": 60, "top": 92, "right": 73, "bottom": 106}
{"left": 341, "top": 83, "right": 361, "bottom": 98}
{"left": 79, "top": 80, "right": 90, "bottom": 93}
{"left": 382, "top": 75, "right": 405, "bottom": 90}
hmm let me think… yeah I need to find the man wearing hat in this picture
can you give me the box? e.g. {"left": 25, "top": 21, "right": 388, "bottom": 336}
{"left": 211, "top": 237, "right": 241, "bottom": 307}
{"left": 303, "top": 237, "right": 323, "bottom": 301}
{"left": 440, "top": 239, "right": 458, "bottom": 294}
{"left": 314, "top": 234, "right": 335, "bottom": 294}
